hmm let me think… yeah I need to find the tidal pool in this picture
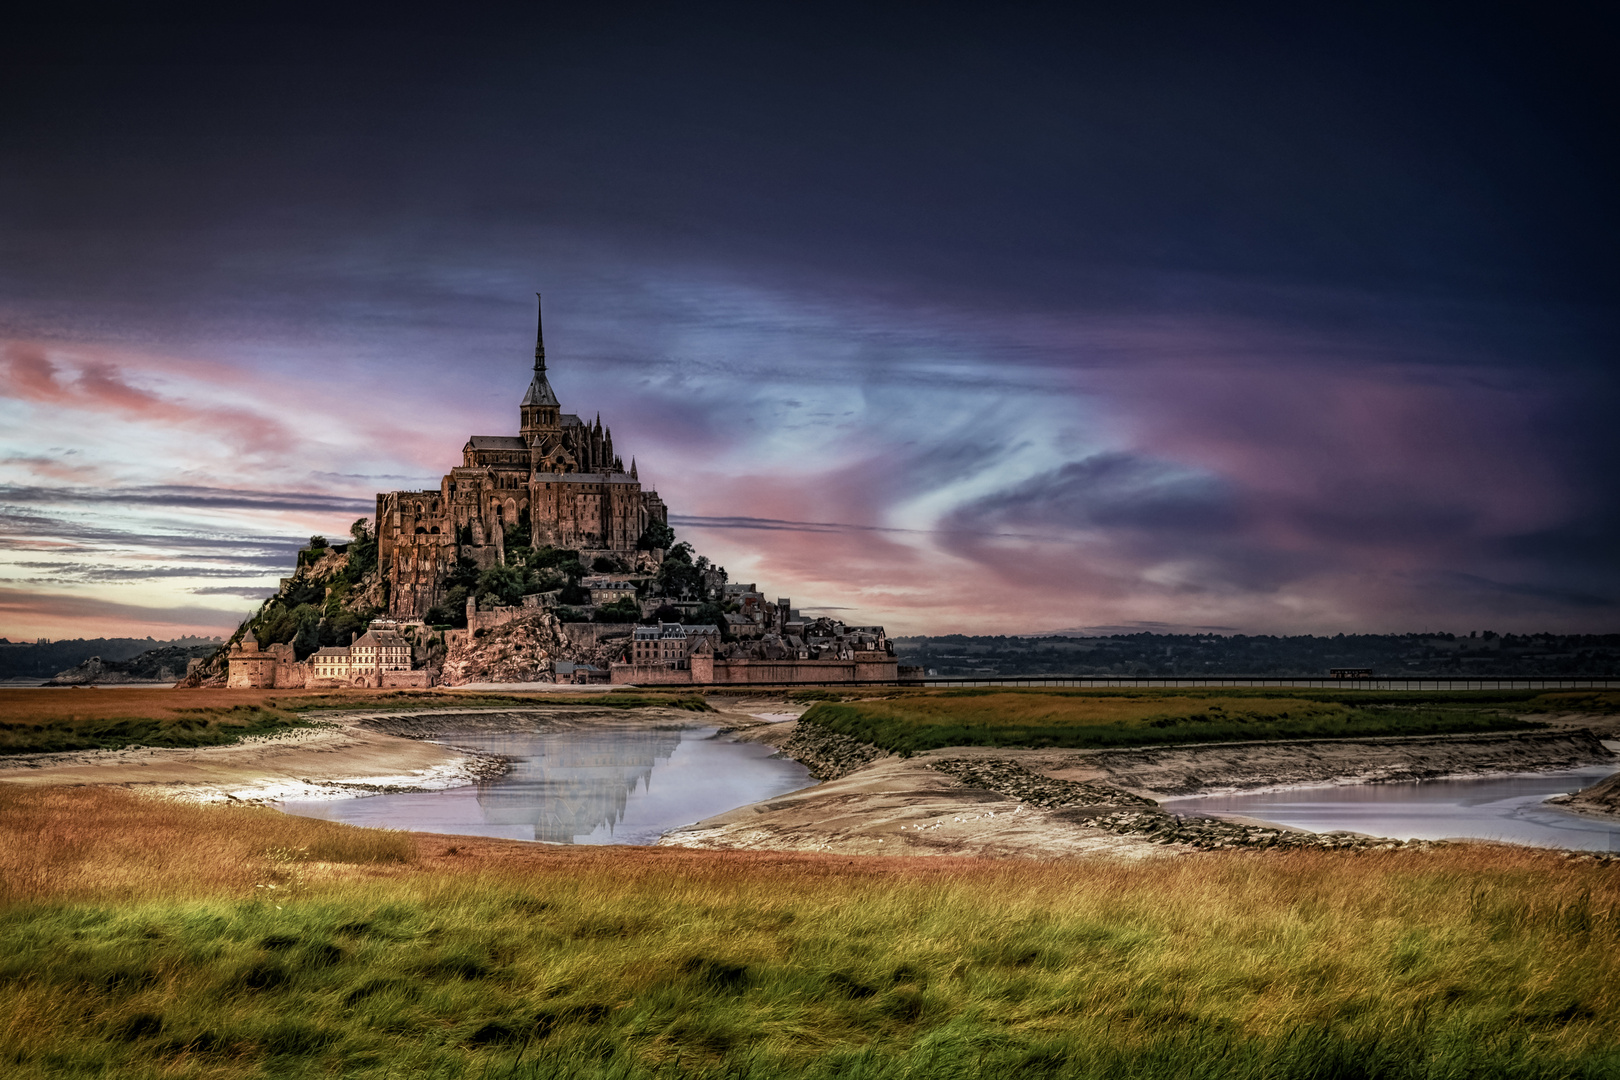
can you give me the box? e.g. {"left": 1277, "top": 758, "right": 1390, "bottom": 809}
{"left": 1162, "top": 766, "right": 1620, "bottom": 851}
{"left": 279, "top": 725, "right": 812, "bottom": 844}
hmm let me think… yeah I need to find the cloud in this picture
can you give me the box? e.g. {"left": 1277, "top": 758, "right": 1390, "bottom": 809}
{"left": 0, "top": 505, "right": 303, "bottom": 559}
{"left": 0, "top": 587, "right": 245, "bottom": 631}
{"left": 1, "top": 342, "right": 292, "bottom": 454}
{"left": 0, "top": 483, "right": 373, "bottom": 516}
{"left": 8, "top": 561, "right": 278, "bottom": 583}
{"left": 189, "top": 585, "right": 279, "bottom": 599}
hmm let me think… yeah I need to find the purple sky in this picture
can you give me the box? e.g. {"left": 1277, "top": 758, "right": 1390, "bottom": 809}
{"left": 1, "top": 3, "right": 1615, "bottom": 639}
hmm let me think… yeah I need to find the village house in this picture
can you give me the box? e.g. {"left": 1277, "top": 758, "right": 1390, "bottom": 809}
{"left": 612, "top": 616, "right": 905, "bottom": 685}
{"left": 228, "top": 620, "right": 430, "bottom": 689}
{"left": 583, "top": 576, "right": 639, "bottom": 605}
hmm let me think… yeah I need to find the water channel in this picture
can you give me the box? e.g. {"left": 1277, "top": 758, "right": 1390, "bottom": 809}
{"left": 279, "top": 725, "right": 812, "bottom": 844}
{"left": 280, "top": 723, "right": 1620, "bottom": 851}
{"left": 1162, "top": 766, "right": 1620, "bottom": 851}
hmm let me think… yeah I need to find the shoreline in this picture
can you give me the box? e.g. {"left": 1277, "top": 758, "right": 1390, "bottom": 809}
{"left": 5, "top": 700, "right": 1617, "bottom": 855}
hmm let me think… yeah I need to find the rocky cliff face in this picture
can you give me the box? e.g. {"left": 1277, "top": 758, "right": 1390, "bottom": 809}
{"left": 439, "top": 614, "right": 626, "bottom": 685}
{"left": 179, "top": 533, "right": 385, "bottom": 688}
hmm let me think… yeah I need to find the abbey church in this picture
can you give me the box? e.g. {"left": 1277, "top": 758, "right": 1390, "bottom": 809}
{"left": 376, "top": 298, "right": 668, "bottom": 618}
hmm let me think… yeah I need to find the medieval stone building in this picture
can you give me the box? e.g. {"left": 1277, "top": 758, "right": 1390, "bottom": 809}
{"left": 376, "top": 297, "right": 669, "bottom": 618}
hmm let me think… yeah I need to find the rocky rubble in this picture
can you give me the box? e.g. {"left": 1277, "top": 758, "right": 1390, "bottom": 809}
{"left": 929, "top": 756, "right": 1433, "bottom": 852}
{"left": 1096, "top": 730, "right": 1616, "bottom": 796}
{"left": 781, "top": 723, "right": 889, "bottom": 780}
{"left": 1075, "top": 808, "right": 1420, "bottom": 852}
{"left": 928, "top": 758, "right": 1156, "bottom": 810}
{"left": 438, "top": 613, "right": 622, "bottom": 685}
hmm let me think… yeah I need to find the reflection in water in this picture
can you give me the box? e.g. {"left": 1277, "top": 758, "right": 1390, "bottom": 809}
{"left": 475, "top": 727, "right": 683, "bottom": 843}
{"left": 1163, "top": 766, "right": 1620, "bottom": 851}
{"left": 279, "top": 725, "right": 812, "bottom": 845}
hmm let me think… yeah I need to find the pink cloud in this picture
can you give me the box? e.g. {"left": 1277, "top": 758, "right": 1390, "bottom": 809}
{"left": 0, "top": 587, "right": 241, "bottom": 640}
{"left": 1, "top": 341, "right": 290, "bottom": 454}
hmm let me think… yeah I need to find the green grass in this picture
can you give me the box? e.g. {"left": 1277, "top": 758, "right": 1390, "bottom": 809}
{"left": 0, "top": 688, "right": 712, "bottom": 756}
{"left": 0, "top": 705, "right": 310, "bottom": 756}
{"left": 797, "top": 688, "right": 1563, "bottom": 753}
{"left": 3, "top": 787, "right": 1618, "bottom": 1079}
{"left": 279, "top": 690, "right": 714, "bottom": 714}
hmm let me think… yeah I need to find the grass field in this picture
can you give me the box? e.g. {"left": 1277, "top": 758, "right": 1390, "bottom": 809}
{"left": 794, "top": 687, "right": 1620, "bottom": 753}
{"left": 0, "top": 688, "right": 711, "bottom": 755}
{"left": 2, "top": 786, "right": 1617, "bottom": 1079}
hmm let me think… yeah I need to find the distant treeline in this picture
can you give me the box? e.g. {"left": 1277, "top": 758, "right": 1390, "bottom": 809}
{"left": 0, "top": 638, "right": 224, "bottom": 681}
{"left": 894, "top": 632, "right": 1620, "bottom": 678}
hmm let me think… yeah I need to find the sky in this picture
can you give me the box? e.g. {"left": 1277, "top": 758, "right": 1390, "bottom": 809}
{"left": 1, "top": 2, "right": 1615, "bottom": 640}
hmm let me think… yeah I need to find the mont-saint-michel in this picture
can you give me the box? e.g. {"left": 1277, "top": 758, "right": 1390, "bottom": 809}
{"left": 217, "top": 297, "right": 903, "bottom": 691}
{"left": 378, "top": 297, "right": 668, "bottom": 618}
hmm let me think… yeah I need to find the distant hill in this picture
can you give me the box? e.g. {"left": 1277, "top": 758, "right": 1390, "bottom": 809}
{"left": 44, "top": 645, "right": 224, "bottom": 686}
{"left": 0, "top": 637, "right": 225, "bottom": 682}
{"left": 894, "top": 632, "right": 1620, "bottom": 678}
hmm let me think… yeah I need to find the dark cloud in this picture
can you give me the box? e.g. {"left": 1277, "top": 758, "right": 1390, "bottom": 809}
{"left": 9, "top": 561, "right": 277, "bottom": 583}
{"left": 945, "top": 455, "right": 1238, "bottom": 537}
{"left": 0, "top": 483, "right": 373, "bottom": 515}
{"left": 0, "top": 505, "right": 303, "bottom": 563}
{"left": 189, "top": 586, "right": 278, "bottom": 599}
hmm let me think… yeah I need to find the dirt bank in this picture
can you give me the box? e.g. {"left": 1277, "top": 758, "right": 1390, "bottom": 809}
{"left": 1548, "top": 769, "right": 1620, "bottom": 820}
{"left": 1080, "top": 729, "right": 1617, "bottom": 797}
{"left": 663, "top": 714, "right": 1619, "bottom": 859}
{"left": 0, "top": 703, "right": 725, "bottom": 805}
{"left": 0, "top": 724, "right": 494, "bottom": 804}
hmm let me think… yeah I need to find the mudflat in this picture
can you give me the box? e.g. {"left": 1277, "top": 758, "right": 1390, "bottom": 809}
{"left": 4, "top": 688, "right": 1616, "bottom": 855}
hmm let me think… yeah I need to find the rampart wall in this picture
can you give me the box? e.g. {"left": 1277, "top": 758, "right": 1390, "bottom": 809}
{"left": 610, "top": 656, "right": 900, "bottom": 686}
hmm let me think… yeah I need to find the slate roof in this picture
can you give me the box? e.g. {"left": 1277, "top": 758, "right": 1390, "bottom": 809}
{"left": 521, "top": 371, "right": 560, "bottom": 408}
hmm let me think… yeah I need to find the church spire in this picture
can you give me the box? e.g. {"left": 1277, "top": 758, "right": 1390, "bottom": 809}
{"left": 520, "top": 292, "right": 560, "bottom": 438}
{"left": 533, "top": 293, "right": 546, "bottom": 373}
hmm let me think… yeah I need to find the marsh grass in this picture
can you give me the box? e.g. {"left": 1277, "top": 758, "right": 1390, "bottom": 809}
{"left": 0, "top": 687, "right": 711, "bottom": 756}
{"left": 2, "top": 787, "right": 1618, "bottom": 1078}
{"left": 0, "top": 705, "right": 309, "bottom": 756}
{"left": 798, "top": 688, "right": 1564, "bottom": 753}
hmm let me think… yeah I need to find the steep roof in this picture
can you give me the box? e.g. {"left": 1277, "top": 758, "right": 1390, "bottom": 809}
{"left": 521, "top": 371, "right": 560, "bottom": 408}
{"left": 354, "top": 630, "right": 408, "bottom": 648}
{"left": 467, "top": 435, "right": 527, "bottom": 450}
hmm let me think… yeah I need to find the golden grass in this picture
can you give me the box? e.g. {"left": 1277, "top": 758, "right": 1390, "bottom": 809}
{"left": 0, "top": 787, "right": 416, "bottom": 906}
{"left": 1, "top": 786, "right": 1617, "bottom": 1077}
